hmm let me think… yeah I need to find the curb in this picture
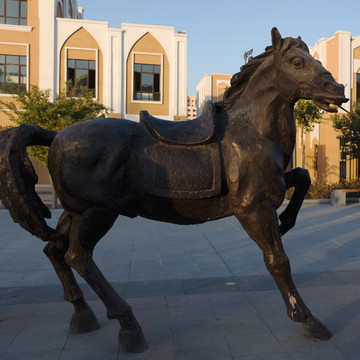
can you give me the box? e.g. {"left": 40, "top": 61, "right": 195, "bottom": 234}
{"left": 0, "top": 194, "right": 359, "bottom": 210}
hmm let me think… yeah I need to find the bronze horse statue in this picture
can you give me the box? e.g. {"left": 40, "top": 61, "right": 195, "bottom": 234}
{"left": 0, "top": 28, "right": 348, "bottom": 352}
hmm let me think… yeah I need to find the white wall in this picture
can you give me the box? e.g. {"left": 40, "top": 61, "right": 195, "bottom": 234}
{"left": 38, "top": 0, "right": 56, "bottom": 98}
{"left": 337, "top": 31, "right": 351, "bottom": 111}
{"left": 196, "top": 74, "right": 211, "bottom": 115}
{"left": 121, "top": 23, "right": 188, "bottom": 120}
{"left": 38, "top": 6, "right": 188, "bottom": 121}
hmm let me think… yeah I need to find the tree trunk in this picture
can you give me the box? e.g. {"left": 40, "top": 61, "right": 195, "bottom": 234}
{"left": 300, "top": 127, "right": 305, "bottom": 168}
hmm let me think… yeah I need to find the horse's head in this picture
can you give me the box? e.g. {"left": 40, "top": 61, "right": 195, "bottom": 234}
{"left": 272, "top": 27, "right": 348, "bottom": 112}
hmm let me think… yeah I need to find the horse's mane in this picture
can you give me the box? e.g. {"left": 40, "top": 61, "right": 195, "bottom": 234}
{"left": 223, "top": 36, "right": 309, "bottom": 109}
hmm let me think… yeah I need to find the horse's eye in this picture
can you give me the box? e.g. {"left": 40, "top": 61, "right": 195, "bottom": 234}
{"left": 292, "top": 57, "right": 303, "bottom": 68}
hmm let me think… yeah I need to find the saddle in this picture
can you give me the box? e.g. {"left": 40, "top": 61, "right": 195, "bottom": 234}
{"left": 139, "top": 100, "right": 216, "bottom": 146}
{"left": 140, "top": 101, "right": 222, "bottom": 199}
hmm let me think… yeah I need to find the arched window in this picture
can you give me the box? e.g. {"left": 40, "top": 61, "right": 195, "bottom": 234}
{"left": 67, "top": 59, "right": 96, "bottom": 97}
{"left": 133, "top": 63, "right": 161, "bottom": 101}
{"left": 57, "top": 3, "right": 63, "bottom": 18}
{"left": 68, "top": 0, "right": 73, "bottom": 18}
{"left": 357, "top": 71, "right": 360, "bottom": 102}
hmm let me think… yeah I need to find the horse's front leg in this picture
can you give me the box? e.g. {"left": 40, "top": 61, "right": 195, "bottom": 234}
{"left": 279, "top": 167, "right": 311, "bottom": 235}
{"left": 236, "top": 201, "right": 331, "bottom": 341}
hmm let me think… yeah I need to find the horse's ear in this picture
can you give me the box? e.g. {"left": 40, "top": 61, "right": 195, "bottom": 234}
{"left": 271, "top": 27, "right": 283, "bottom": 51}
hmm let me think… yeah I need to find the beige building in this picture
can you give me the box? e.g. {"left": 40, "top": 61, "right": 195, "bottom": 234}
{"left": 195, "top": 32, "right": 360, "bottom": 184}
{"left": 298, "top": 31, "right": 360, "bottom": 183}
{"left": 0, "top": 0, "right": 188, "bottom": 125}
{"left": 0, "top": 0, "right": 188, "bottom": 183}
{"left": 187, "top": 95, "right": 196, "bottom": 119}
{"left": 196, "top": 73, "right": 231, "bottom": 115}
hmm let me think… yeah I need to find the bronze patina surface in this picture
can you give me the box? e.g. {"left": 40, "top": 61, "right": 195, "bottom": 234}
{"left": 0, "top": 28, "right": 348, "bottom": 352}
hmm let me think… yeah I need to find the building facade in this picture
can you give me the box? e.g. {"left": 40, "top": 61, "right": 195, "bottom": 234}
{"left": 0, "top": 0, "right": 188, "bottom": 128}
{"left": 297, "top": 31, "right": 360, "bottom": 183}
{"left": 0, "top": 0, "right": 187, "bottom": 183}
{"left": 187, "top": 95, "right": 196, "bottom": 119}
{"left": 196, "top": 73, "right": 231, "bottom": 115}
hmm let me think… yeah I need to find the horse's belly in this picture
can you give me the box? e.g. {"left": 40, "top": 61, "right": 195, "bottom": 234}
{"left": 126, "top": 195, "right": 232, "bottom": 225}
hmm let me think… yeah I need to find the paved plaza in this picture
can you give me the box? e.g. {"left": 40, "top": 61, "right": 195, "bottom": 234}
{"left": 1, "top": 201, "right": 360, "bottom": 359}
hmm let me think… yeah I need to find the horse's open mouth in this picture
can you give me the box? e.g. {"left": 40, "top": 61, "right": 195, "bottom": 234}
{"left": 313, "top": 97, "right": 349, "bottom": 113}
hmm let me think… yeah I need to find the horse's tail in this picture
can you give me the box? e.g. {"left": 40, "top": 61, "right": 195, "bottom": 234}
{"left": 0, "top": 124, "right": 66, "bottom": 246}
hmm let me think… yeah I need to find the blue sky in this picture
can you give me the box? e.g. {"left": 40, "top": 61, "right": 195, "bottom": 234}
{"left": 79, "top": 0, "right": 359, "bottom": 96}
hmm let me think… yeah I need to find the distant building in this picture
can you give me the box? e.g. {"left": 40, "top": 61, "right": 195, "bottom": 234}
{"left": 0, "top": 0, "right": 188, "bottom": 183}
{"left": 196, "top": 73, "right": 231, "bottom": 115}
{"left": 0, "top": 0, "right": 188, "bottom": 127}
{"left": 298, "top": 31, "right": 360, "bottom": 183}
{"left": 187, "top": 96, "right": 197, "bottom": 119}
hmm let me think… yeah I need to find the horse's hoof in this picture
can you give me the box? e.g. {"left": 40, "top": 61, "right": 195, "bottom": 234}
{"left": 119, "top": 328, "right": 148, "bottom": 353}
{"left": 279, "top": 212, "right": 294, "bottom": 235}
{"left": 302, "top": 317, "right": 332, "bottom": 341}
{"left": 70, "top": 307, "right": 101, "bottom": 334}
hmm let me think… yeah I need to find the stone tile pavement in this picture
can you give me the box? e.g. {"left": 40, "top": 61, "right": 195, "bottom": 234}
{"left": 1, "top": 203, "right": 360, "bottom": 359}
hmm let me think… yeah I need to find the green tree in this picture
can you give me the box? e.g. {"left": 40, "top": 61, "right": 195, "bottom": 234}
{"left": 0, "top": 82, "right": 109, "bottom": 165}
{"left": 331, "top": 102, "right": 360, "bottom": 160}
{"left": 295, "top": 99, "right": 323, "bottom": 167}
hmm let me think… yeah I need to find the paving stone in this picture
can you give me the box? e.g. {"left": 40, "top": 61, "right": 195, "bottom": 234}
{"left": 64, "top": 321, "right": 118, "bottom": 350}
{"left": 225, "top": 333, "right": 284, "bottom": 356}
{"left": 207, "top": 291, "right": 249, "bottom": 306}
{"left": 0, "top": 350, "right": 62, "bottom": 360}
{"left": 212, "top": 302, "right": 259, "bottom": 321}
{"left": 134, "top": 307, "right": 170, "bottom": 324}
{"left": 60, "top": 347, "right": 118, "bottom": 360}
{"left": 289, "top": 349, "right": 348, "bottom": 360}
{"left": 6, "top": 330, "right": 68, "bottom": 353}
{"left": 171, "top": 319, "right": 223, "bottom": 340}
{"left": 118, "top": 343, "right": 176, "bottom": 359}
{"left": 1, "top": 204, "right": 360, "bottom": 358}
{"left": 174, "top": 336, "right": 232, "bottom": 360}
{"left": 169, "top": 304, "right": 216, "bottom": 322}
{"left": 234, "top": 354, "right": 292, "bottom": 360}
{"left": 218, "top": 318, "right": 270, "bottom": 337}
{"left": 166, "top": 294, "right": 210, "bottom": 308}
{"left": 0, "top": 333, "right": 16, "bottom": 352}
{"left": 182, "top": 277, "right": 240, "bottom": 294}
{"left": 124, "top": 279, "right": 183, "bottom": 298}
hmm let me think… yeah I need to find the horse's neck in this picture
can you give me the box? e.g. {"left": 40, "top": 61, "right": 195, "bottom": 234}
{"left": 228, "top": 66, "right": 296, "bottom": 159}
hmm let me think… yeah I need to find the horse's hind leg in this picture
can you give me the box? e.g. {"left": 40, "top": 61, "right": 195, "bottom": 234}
{"left": 43, "top": 210, "right": 100, "bottom": 333}
{"left": 236, "top": 201, "right": 331, "bottom": 341}
{"left": 64, "top": 209, "right": 148, "bottom": 353}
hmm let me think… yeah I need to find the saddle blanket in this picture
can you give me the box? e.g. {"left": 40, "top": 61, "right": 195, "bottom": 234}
{"left": 143, "top": 143, "right": 221, "bottom": 199}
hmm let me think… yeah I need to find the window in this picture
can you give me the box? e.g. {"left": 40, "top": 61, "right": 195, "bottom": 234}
{"left": 340, "top": 160, "right": 346, "bottom": 180}
{"left": 357, "top": 73, "right": 360, "bottom": 102}
{"left": 68, "top": 0, "right": 72, "bottom": 18}
{"left": 67, "top": 59, "right": 96, "bottom": 97}
{"left": 0, "top": 0, "right": 27, "bottom": 25}
{"left": 133, "top": 63, "right": 160, "bottom": 101}
{"left": 56, "top": 3, "right": 63, "bottom": 17}
{"left": 0, "top": 54, "right": 26, "bottom": 93}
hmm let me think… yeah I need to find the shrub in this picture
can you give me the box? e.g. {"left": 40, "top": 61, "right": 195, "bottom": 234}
{"left": 285, "top": 179, "right": 360, "bottom": 200}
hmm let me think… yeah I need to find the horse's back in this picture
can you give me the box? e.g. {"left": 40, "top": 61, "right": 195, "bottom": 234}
{"left": 48, "top": 118, "right": 143, "bottom": 212}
